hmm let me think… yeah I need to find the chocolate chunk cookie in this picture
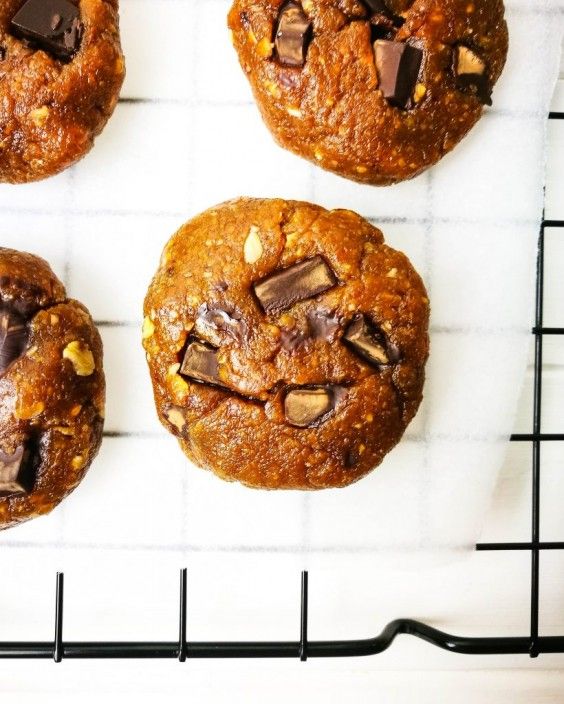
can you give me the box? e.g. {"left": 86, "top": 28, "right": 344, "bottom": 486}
{"left": 0, "top": 0, "right": 125, "bottom": 183}
{"left": 143, "top": 198, "right": 429, "bottom": 490}
{"left": 228, "top": 0, "right": 508, "bottom": 185}
{"left": 0, "top": 248, "right": 105, "bottom": 529}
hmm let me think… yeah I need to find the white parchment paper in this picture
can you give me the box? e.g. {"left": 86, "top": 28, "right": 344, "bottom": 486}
{"left": 0, "top": 0, "right": 562, "bottom": 672}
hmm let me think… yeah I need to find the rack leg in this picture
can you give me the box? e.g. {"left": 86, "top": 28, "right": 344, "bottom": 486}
{"left": 299, "top": 571, "right": 308, "bottom": 662}
{"left": 179, "top": 568, "right": 187, "bottom": 662}
{"left": 54, "top": 572, "right": 64, "bottom": 663}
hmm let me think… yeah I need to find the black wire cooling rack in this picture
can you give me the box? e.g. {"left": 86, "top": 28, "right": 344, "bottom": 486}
{"left": 1, "top": 112, "right": 563, "bottom": 663}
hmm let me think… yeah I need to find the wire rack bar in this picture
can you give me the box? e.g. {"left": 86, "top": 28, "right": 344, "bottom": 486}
{"left": 477, "top": 217, "right": 547, "bottom": 658}
{"left": 529, "top": 221, "right": 545, "bottom": 657}
{"left": 477, "top": 542, "right": 564, "bottom": 551}
{"left": 0, "top": 571, "right": 564, "bottom": 661}
{"left": 511, "top": 434, "right": 564, "bottom": 441}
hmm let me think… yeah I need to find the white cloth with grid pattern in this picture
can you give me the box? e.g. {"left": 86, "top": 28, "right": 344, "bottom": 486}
{"left": 0, "top": 0, "right": 562, "bottom": 657}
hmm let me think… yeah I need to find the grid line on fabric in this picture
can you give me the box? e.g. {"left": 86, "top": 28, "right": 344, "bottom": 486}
{"left": 0, "top": 209, "right": 540, "bottom": 227}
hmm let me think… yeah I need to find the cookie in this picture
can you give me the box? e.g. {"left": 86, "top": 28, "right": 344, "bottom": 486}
{"left": 0, "top": 0, "right": 125, "bottom": 183}
{"left": 143, "top": 198, "right": 429, "bottom": 490}
{"left": 0, "top": 248, "right": 105, "bottom": 529}
{"left": 227, "top": 0, "right": 508, "bottom": 185}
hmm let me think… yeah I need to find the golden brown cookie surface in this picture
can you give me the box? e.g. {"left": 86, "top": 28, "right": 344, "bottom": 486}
{"left": 228, "top": 0, "right": 508, "bottom": 185}
{"left": 144, "top": 198, "right": 429, "bottom": 490}
{"left": 0, "top": 0, "right": 125, "bottom": 183}
{"left": 0, "top": 248, "right": 105, "bottom": 529}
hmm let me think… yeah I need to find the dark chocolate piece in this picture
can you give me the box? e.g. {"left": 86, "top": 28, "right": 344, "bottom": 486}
{"left": 254, "top": 256, "right": 337, "bottom": 314}
{"left": 307, "top": 309, "right": 341, "bottom": 342}
{"left": 364, "top": 0, "right": 390, "bottom": 13}
{"left": 10, "top": 0, "right": 83, "bottom": 60}
{"left": 453, "top": 45, "right": 491, "bottom": 106}
{"left": 280, "top": 328, "right": 308, "bottom": 352}
{"left": 343, "top": 314, "right": 399, "bottom": 366}
{"left": 365, "top": 0, "right": 405, "bottom": 31}
{"left": 370, "top": 19, "right": 396, "bottom": 43}
{"left": 0, "top": 446, "right": 34, "bottom": 498}
{"left": 0, "top": 308, "right": 27, "bottom": 374}
{"left": 374, "top": 40, "right": 423, "bottom": 109}
{"left": 240, "top": 11, "right": 251, "bottom": 31}
{"left": 180, "top": 340, "right": 225, "bottom": 387}
{"left": 344, "top": 447, "right": 360, "bottom": 468}
{"left": 274, "top": 1, "right": 312, "bottom": 67}
{"left": 284, "top": 386, "right": 335, "bottom": 428}
{"left": 194, "top": 304, "right": 246, "bottom": 347}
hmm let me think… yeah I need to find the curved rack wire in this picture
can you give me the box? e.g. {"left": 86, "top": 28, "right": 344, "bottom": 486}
{"left": 2, "top": 569, "right": 564, "bottom": 661}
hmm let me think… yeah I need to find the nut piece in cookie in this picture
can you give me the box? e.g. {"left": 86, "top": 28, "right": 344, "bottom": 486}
{"left": 143, "top": 197, "right": 430, "bottom": 490}
{"left": 0, "top": 247, "right": 105, "bottom": 530}
{"left": 63, "top": 340, "right": 96, "bottom": 376}
{"left": 453, "top": 45, "right": 491, "bottom": 106}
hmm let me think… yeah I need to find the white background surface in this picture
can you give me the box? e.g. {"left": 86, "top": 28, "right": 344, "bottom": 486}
{"left": 0, "top": 1, "right": 563, "bottom": 701}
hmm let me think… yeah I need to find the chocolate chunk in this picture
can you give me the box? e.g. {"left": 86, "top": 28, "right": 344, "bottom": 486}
{"left": 0, "top": 446, "right": 34, "bottom": 498}
{"left": 343, "top": 314, "right": 399, "bottom": 366}
{"left": 344, "top": 447, "right": 361, "bottom": 468}
{"left": 180, "top": 340, "right": 225, "bottom": 387}
{"left": 370, "top": 19, "right": 396, "bottom": 43}
{"left": 284, "top": 386, "right": 336, "bottom": 428}
{"left": 364, "top": 0, "right": 390, "bottom": 13}
{"left": 240, "top": 11, "right": 251, "bottom": 31}
{"left": 254, "top": 256, "right": 337, "bottom": 314}
{"left": 453, "top": 45, "right": 491, "bottom": 106}
{"left": 194, "top": 304, "right": 246, "bottom": 347}
{"left": 63, "top": 16, "right": 82, "bottom": 53}
{"left": 365, "top": 0, "right": 405, "bottom": 30}
{"left": 307, "top": 309, "right": 341, "bottom": 342}
{"left": 0, "top": 308, "right": 27, "bottom": 374}
{"left": 10, "top": 0, "right": 83, "bottom": 60}
{"left": 275, "top": 1, "right": 312, "bottom": 67}
{"left": 280, "top": 328, "right": 308, "bottom": 352}
{"left": 374, "top": 40, "right": 423, "bottom": 109}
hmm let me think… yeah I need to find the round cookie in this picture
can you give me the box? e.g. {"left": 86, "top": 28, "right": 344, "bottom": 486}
{"left": 227, "top": 0, "right": 508, "bottom": 185}
{"left": 143, "top": 198, "right": 429, "bottom": 490}
{"left": 0, "top": 0, "right": 125, "bottom": 183}
{"left": 0, "top": 248, "right": 105, "bottom": 529}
